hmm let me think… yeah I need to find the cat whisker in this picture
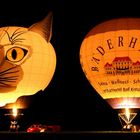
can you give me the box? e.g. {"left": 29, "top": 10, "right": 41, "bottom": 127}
{"left": 12, "top": 38, "right": 25, "bottom": 44}
{"left": 0, "top": 67, "right": 18, "bottom": 75}
{"left": 11, "top": 30, "right": 26, "bottom": 44}
{"left": 0, "top": 70, "right": 20, "bottom": 76}
{"left": 0, "top": 81, "right": 12, "bottom": 86}
{"left": 10, "top": 28, "right": 22, "bottom": 38}
{"left": 0, "top": 76, "right": 19, "bottom": 79}
{"left": 4, "top": 28, "right": 26, "bottom": 45}
{"left": 0, "top": 79, "right": 18, "bottom": 82}
{"left": 0, "top": 79, "right": 17, "bottom": 82}
{"left": 1, "top": 79, "right": 17, "bottom": 81}
{"left": 12, "top": 38, "right": 25, "bottom": 41}
{"left": 0, "top": 76, "right": 18, "bottom": 80}
{"left": 12, "top": 32, "right": 26, "bottom": 41}
{"left": 11, "top": 28, "right": 24, "bottom": 37}
{"left": 0, "top": 75, "right": 19, "bottom": 86}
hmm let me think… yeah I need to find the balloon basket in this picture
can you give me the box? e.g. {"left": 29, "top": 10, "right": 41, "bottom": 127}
{"left": 5, "top": 107, "right": 24, "bottom": 132}
{"left": 118, "top": 108, "right": 137, "bottom": 131}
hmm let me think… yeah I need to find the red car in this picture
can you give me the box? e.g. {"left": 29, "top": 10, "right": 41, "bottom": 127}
{"left": 27, "top": 124, "right": 61, "bottom": 133}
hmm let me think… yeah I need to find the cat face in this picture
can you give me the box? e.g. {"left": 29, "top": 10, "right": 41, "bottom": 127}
{"left": 0, "top": 12, "right": 56, "bottom": 107}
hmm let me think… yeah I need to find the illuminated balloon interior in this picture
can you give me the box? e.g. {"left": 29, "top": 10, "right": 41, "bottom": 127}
{"left": 0, "top": 12, "right": 56, "bottom": 107}
{"left": 80, "top": 18, "right": 140, "bottom": 127}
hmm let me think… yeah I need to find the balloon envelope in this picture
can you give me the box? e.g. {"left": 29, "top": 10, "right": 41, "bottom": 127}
{"left": 0, "top": 13, "right": 56, "bottom": 107}
{"left": 80, "top": 18, "right": 140, "bottom": 109}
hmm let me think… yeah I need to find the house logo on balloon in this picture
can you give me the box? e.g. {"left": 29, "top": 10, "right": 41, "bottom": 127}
{"left": 104, "top": 56, "right": 140, "bottom": 75}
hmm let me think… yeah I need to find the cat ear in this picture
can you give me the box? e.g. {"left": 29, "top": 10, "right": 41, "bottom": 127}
{"left": 28, "top": 11, "right": 53, "bottom": 42}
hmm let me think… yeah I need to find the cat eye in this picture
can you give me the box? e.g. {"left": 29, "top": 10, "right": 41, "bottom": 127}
{"left": 6, "top": 47, "right": 28, "bottom": 63}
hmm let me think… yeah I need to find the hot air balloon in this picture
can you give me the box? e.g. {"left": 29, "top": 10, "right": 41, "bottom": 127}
{"left": 0, "top": 12, "right": 56, "bottom": 108}
{"left": 80, "top": 18, "right": 140, "bottom": 129}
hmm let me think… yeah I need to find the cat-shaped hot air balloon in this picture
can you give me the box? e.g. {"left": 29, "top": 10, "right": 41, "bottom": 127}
{"left": 0, "top": 12, "right": 56, "bottom": 107}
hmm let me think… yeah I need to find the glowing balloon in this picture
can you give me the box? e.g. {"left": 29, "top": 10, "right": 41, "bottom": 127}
{"left": 80, "top": 18, "right": 140, "bottom": 110}
{"left": 0, "top": 12, "right": 56, "bottom": 107}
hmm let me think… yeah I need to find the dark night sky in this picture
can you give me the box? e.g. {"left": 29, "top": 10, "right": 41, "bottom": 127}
{"left": 0, "top": 0, "right": 140, "bottom": 131}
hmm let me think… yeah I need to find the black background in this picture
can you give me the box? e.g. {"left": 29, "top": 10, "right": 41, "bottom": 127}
{"left": 0, "top": 0, "right": 140, "bottom": 131}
